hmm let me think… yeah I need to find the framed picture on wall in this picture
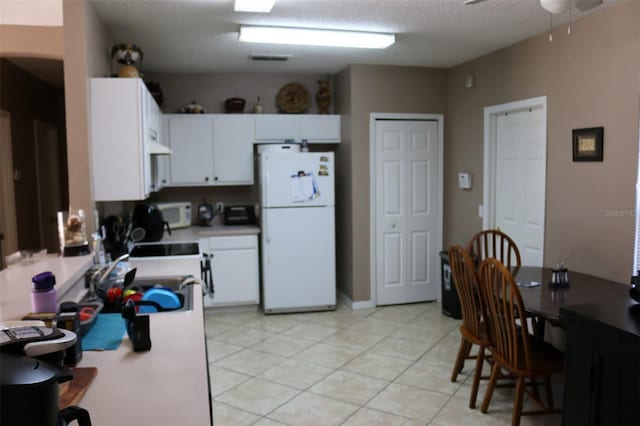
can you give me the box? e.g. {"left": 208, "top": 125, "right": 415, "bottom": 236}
{"left": 572, "top": 127, "right": 604, "bottom": 162}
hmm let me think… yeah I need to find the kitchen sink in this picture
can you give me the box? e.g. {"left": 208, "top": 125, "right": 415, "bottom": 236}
{"left": 127, "top": 275, "right": 198, "bottom": 313}
{"left": 79, "top": 275, "right": 198, "bottom": 319}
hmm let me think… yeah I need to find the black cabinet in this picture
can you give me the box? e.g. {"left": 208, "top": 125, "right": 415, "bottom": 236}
{"left": 561, "top": 301, "right": 640, "bottom": 426}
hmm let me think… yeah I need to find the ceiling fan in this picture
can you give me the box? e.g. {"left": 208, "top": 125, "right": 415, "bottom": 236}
{"left": 463, "top": 0, "right": 603, "bottom": 13}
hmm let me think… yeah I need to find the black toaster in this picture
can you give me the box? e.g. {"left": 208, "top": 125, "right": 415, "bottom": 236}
{"left": 223, "top": 205, "right": 256, "bottom": 226}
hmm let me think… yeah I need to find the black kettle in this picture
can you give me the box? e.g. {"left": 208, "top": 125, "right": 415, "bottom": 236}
{"left": 0, "top": 352, "right": 92, "bottom": 426}
{"left": 130, "top": 203, "right": 171, "bottom": 242}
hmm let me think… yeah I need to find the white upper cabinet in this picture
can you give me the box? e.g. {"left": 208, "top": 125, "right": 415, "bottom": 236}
{"left": 167, "top": 115, "right": 215, "bottom": 185}
{"left": 254, "top": 115, "right": 298, "bottom": 141}
{"left": 213, "top": 115, "right": 254, "bottom": 185}
{"left": 90, "top": 78, "right": 167, "bottom": 201}
{"left": 166, "top": 114, "right": 254, "bottom": 186}
{"left": 151, "top": 115, "right": 170, "bottom": 191}
{"left": 255, "top": 114, "right": 340, "bottom": 143}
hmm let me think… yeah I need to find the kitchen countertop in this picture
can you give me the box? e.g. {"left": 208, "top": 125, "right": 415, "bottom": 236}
{"left": 0, "top": 254, "right": 94, "bottom": 321}
{"left": 0, "top": 254, "right": 211, "bottom": 425}
{"left": 79, "top": 283, "right": 210, "bottom": 425}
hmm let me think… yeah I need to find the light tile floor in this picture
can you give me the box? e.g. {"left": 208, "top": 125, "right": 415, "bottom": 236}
{"left": 205, "top": 301, "right": 563, "bottom": 426}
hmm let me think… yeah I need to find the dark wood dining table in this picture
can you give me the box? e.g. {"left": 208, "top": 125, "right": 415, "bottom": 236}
{"left": 512, "top": 267, "right": 640, "bottom": 426}
{"left": 512, "top": 266, "right": 633, "bottom": 339}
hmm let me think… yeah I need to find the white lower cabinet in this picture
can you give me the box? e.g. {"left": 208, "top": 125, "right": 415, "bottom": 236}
{"left": 200, "top": 235, "right": 259, "bottom": 307}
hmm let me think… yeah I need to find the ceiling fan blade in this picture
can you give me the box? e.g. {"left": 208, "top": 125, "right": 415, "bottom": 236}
{"left": 575, "top": 0, "right": 603, "bottom": 12}
{"left": 463, "top": 0, "right": 488, "bottom": 5}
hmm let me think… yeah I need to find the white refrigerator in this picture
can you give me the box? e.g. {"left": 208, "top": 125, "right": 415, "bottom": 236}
{"left": 259, "top": 151, "right": 336, "bottom": 313}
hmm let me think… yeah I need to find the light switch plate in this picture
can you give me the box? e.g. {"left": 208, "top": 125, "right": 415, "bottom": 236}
{"left": 458, "top": 172, "right": 472, "bottom": 189}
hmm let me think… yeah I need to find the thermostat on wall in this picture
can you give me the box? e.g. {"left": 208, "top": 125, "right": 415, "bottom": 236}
{"left": 458, "top": 173, "right": 472, "bottom": 189}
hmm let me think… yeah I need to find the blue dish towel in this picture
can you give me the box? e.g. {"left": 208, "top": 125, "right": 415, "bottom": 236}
{"left": 81, "top": 313, "right": 126, "bottom": 351}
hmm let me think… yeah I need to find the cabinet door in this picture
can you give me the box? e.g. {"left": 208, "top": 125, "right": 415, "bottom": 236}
{"left": 562, "top": 317, "right": 598, "bottom": 426}
{"left": 298, "top": 115, "right": 340, "bottom": 142}
{"left": 151, "top": 115, "right": 170, "bottom": 191}
{"left": 212, "top": 115, "right": 254, "bottom": 185}
{"left": 90, "top": 78, "right": 148, "bottom": 201}
{"left": 167, "top": 115, "right": 214, "bottom": 186}
{"left": 255, "top": 115, "right": 298, "bottom": 141}
{"left": 205, "top": 235, "right": 259, "bottom": 307}
{"left": 141, "top": 87, "right": 154, "bottom": 195}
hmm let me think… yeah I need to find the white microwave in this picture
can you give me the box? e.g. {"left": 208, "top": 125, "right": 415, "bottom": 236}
{"left": 156, "top": 202, "right": 191, "bottom": 229}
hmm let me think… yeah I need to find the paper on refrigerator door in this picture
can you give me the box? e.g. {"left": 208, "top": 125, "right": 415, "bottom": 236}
{"left": 290, "top": 172, "right": 319, "bottom": 202}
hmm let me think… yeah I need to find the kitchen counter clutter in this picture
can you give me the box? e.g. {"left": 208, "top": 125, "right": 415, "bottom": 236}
{"left": 79, "top": 282, "right": 210, "bottom": 426}
{"left": 0, "top": 254, "right": 93, "bottom": 321}
{"left": 0, "top": 254, "right": 211, "bottom": 425}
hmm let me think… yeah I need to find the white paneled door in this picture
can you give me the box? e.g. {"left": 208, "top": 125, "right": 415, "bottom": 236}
{"left": 375, "top": 120, "right": 439, "bottom": 305}
{"left": 495, "top": 107, "right": 546, "bottom": 266}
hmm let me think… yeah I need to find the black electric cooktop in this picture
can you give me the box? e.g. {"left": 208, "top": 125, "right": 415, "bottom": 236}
{"left": 129, "top": 243, "right": 200, "bottom": 257}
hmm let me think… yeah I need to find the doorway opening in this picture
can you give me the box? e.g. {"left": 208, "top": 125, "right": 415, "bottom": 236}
{"left": 0, "top": 58, "right": 68, "bottom": 261}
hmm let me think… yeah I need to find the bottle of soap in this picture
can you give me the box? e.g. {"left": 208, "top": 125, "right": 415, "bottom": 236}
{"left": 31, "top": 271, "right": 57, "bottom": 313}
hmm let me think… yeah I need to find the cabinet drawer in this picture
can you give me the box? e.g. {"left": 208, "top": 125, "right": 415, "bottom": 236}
{"left": 209, "top": 235, "right": 257, "bottom": 250}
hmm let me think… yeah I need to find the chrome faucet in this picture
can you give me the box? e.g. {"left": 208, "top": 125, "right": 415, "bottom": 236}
{"left": 85, "top": 253, "right": 130, "bottom": 301}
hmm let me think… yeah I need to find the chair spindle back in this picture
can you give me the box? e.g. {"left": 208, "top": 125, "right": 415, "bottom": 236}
{"left": 479, "top": 258, "right": 532, "bottom": 371}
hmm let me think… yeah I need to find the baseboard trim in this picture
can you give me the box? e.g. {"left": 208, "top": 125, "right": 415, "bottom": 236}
{"left": 338, "top": 291, "right": 375, "bottom": 310}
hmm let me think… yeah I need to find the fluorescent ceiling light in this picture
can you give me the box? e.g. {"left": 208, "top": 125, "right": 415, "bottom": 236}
{"left": 239, "top": 25, "right": 395, "bottom": 49}
{"left": 234, "top": 0, "right": 276, "bottom": 13}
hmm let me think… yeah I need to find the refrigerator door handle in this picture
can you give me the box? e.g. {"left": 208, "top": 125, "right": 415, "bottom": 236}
{"left": 264, "top": 213, "right": 271, "bottom": 264}
{"left": 263, "top": 155, "right": 269, "bottom": 207}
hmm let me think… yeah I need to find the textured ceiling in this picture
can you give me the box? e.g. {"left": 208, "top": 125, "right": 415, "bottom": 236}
{"left": 94, "top": 0, "right": 619, "bottom": 74}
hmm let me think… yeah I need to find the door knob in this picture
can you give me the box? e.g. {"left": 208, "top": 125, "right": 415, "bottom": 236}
{"left": 391, "top": 224, "right": 396, "bottom": 228}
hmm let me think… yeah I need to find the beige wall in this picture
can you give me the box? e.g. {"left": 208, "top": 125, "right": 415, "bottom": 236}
{"left": 446, "top": 1, "right": 640, "bottom": 283}
{"left": 334, "top": 67, "right": 353, "bottom": 300}
{"left": 143, "top": 72, "right": 333, "bottom": 114}
{"left": 63, "top": 0, "right": 114, "bottom": 234}
{"left": 0, "top": 25, "right": 63, "bottom": 59}
{"left": 338, "top": 65, "right": 448, "bottom": 301}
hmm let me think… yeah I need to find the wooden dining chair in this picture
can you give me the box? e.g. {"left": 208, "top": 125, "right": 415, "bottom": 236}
{"left": 467, "top": 229, "right": 521, "bottom": 272}
{"left": 478, "top": 258, "right": 563, "bottom": 426}
{"left": 448, "top": 245, "right": 492, "bottom": 409}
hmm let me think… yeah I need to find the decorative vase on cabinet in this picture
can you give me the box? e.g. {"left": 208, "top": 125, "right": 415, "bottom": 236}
{"left": 316, "top": 80, "right": 332, "bottom": 114}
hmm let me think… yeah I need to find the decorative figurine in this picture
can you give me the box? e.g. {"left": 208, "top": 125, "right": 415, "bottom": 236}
{"left": 316, "top": 80, "right": 332, "bottom": 114}
{"left": 253, "top": 96, "right": 263, "bottom": 114}
{"left": 111, "top": 43, "right": 144, "bottom": 78}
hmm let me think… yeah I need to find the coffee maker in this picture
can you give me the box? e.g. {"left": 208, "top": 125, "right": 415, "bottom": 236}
{"left": 0, "top": 325, "right": 92, "bottom": 426}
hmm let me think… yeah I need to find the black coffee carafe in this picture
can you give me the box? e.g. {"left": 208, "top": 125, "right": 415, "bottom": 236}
{"left": 0, "top": 352, "right": 92, "bottom": 426}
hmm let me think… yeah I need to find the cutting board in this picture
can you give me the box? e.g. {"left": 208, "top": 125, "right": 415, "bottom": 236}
{"left": 59, "top": 367, "right": 98, "bottom": 409}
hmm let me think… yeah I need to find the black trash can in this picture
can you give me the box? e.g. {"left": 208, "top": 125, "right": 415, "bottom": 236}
{"left": 440, "top": 250, "right": 462, "bottom": 319}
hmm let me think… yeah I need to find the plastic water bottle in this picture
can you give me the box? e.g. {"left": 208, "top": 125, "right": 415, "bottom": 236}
{"left": 31, "top": 271, "right": 57, "bottom": 313}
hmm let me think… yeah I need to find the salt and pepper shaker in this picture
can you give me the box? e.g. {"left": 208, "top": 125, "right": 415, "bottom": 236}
{"left": 551, "top": 262, "right": 569, "bottom": 287}
{"left": 559, "top": 262, "right": 569, "bottom": 286}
